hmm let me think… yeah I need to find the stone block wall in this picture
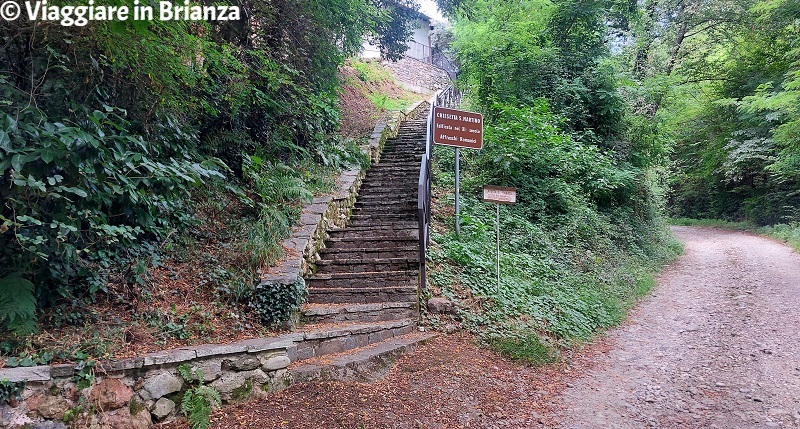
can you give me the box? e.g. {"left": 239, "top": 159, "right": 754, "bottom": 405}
{"left": 0, "top": 319, "right": 418, "bottom": 428}
{"left": 382, "top": 57, "right": 452, "bottom": 93}
{"left": 0, "top": 337, "right": 295, "bottom": 428}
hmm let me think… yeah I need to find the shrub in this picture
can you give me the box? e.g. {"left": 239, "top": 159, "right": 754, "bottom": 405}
{"left": 0, "top": 104, "right": 224, "bottom": 332}
{"left": 248, "top": 277, "right": 307, "bottom": 327}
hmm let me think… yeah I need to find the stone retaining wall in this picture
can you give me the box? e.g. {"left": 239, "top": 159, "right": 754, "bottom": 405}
{"left": 382, "top": 57, "right": 452, "bottom": 92}
{"left": 0, "top": 100, "right": 432, "bottom": 429}
{"left": 0, "top": 336, "right": 294, "bottom": 428}
{"left": 0, "top": 320, "right": 417, "bottom": 428}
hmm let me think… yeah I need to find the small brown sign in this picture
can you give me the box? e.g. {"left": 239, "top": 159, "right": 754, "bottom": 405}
{"left": 432, "top": 106, "right": 483, "bottom": 149}
{"left": 483, "top": 186, "right": 517, "bottom": 204}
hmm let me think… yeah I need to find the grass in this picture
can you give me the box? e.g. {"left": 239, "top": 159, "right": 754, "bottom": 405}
{"left": 669, "top": 218, "right": 800, "bottom": 252}
{"left": 367, "top": 93, "right": 420, "bottom": 112}
{"left": 349, "top": 60, "right": 424, "bottom": 112}
{"left": 490, "top": 334, "right": 558, "bottom": 365}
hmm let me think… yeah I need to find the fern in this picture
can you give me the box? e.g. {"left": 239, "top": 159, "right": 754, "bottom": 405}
{"left": 181, "top": 386, "right": 220, "bottom": 429}
{"left": 177, "top": 363, "right": 195, "bottom": 381}
{"left": 240, "top": 157, "right": 313, "bottom": 268}
{"left": 0, "top": 273, "right": 37, "bottom": 334}
{"left": 178, "top": 364, "right": 220, "bottom": 429}
{"left": 243, "top": 157, "right": 312, "bottom": 205}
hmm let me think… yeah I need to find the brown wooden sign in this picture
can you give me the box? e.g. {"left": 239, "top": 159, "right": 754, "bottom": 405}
{"left": 432, "top": 106, "right": 483, "bottom": 149}
{"left": 483, "top": 185, "right": 517, "bottom": 204}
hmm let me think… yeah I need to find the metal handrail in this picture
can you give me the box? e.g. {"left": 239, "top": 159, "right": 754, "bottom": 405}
{"left": 405, "top": 40, "right": 433, "bottom": 63}
{"left": 418, "top": 86, "right": 461, "bottom": 296}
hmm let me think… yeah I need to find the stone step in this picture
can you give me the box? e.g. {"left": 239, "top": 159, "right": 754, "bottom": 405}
{"left": 350, "top": 207, "right": 418, "bottom": 216}
{"left": 380, "top": 149, "right": 423, "bottom": 155}
{"left": 350, "top": 210, "right": 416, "bottom": 218}
{"left": 356, "top": 187, "right": 417, "bottom": 195}
{"left": 327, "top": 227, "right": 417, "bottom": 241}
{"left": 367, "top": 159, "right": 419, "bottom": 165}
{"left": 308, "top": 270, "right": 418, "bottom": 288}
{"left": 367, "top": 161, "right": 420, "bottom": 166}
{"left": 290, "top": 332, "right": 436, "bottom": 383}
{"left": 367, "top": 165, "right": 419, "bottom": 178}
{"left": 324, "top": 236, "right": 417, "bottom": 249}
{"left": 362, "top": 172, "right": 418, "bottom": 180}
{"left": 384, "top": 136, "right": 424, "bottom": 141}
{"left": 329, "top": 223, "right": 418, "bottom": 232}
{"left": 335, "top": 220, "right": 418, "bottom": 229}
{"left": 388, "top": 130, "right": 425, "bottom": 135}
{"left": 352, "top": 205, "right": 416, "bottom": 214}
{"left": 374, "top": 154, "right": 421, "bottom": 160}
{"left": 289, "top": 319, "right": 416, "bottom": 362}
{"left": 383, "top": 142, "right": 423, "bottom": 146}
{"left": 359, "top": 178, "right": 418, "bottom": 186}
{"left": 358, "top": 183, "right": 417, "bottom": 192}
{"left": 354, "top": 189, "right": 418, "bottom": 199}
{"left": 354, "top": 198, "right": 416, "bottom": 206}
{"left": 318, "top": 245, "right": 418, "bottom": 259}
{"left": 348, "top": 219, "right": 418, "bottom": 228}
{"left": 356, "top": 192, "right": 417, "bottom": 200}
{"left": 306, "top": 286, "right": 418, "bottom": 304}
{"left": 384, "top": 146, "right": 422, "bottom": 151}
{"left": 381, "top": 149, "right": 423, "bottom": 154}
{"left": 315, "top": 257, "right": 419, "bottom": 273}
{"left": 357, "top": 185, "right": 417, "bottom": 194}
{"left": 347, "top": 213, "right": 417, "bottom": 221}
{"left": 366, "top": 169, "right": 419, "bottom": 176}
{"left": 324, "top": 234, "right": 418, "bottom": 246}
{"left": 384, "top": 137, "right": 425, "bottom": 142}
{"left": 375, "top": 159, "right": 421, "bottom": 165}
{"left": 352, "top": 200, "right": 416, "bottom": 210}
{"left": 301, "top": 302, "right": 417, "bottom": 324}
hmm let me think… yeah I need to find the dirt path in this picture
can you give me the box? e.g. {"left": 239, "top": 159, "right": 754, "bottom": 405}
{"left": 554, "top": 226, "right": 800, "bottom": 428}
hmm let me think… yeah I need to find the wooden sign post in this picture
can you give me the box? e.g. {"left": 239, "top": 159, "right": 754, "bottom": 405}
{"left": 432, "top": 106, "right": 484, "bottom": 235}
{"left": 483, "top": 186, "right": 517, "bottom": 295}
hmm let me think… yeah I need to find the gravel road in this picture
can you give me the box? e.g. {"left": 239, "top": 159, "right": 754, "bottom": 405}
{"left": 554, "top": 226, "right": 800, "bottom": 428}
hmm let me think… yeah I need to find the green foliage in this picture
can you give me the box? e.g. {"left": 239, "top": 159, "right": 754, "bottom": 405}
{"left": 72, "top": 355, "right": 96, "bottom": 389}
{"left": 248, "top": 277, "right": 307, "bottom": 326}
{"left": 451, "top": 0, "right": 630, "bottom": 146}
{"left": 178, "top": 364, "right": 221, "bottom": 429}
{"left": 0, "top": 105, "right": 224, "bottom": 318}
{"left": 243, "top": 157, "right": 313, "bottom": 268}
{"left": 0, "top": 380, "right": 25, "bottom": 404}
{"left": 428, "top": 103, "right": 680, "bottom": 347}
{"left": 432, "top": 0, "right": 679, "bottom": 348}
{"left": 0, "top": 273, "right": 37, "bottom": 335}
{"left": 628, "top": 0, "right": 800, "bottom": 224}
{"left": 489, "top": 333, "right": 557, "bottom": 365}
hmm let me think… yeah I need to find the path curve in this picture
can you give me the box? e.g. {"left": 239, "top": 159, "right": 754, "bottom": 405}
{"left": 555, "top": 226, "right": 800, "bottom": 428}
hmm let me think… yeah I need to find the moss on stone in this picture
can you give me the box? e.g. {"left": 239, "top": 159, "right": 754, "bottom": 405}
{"left": 231, "top": 380, "right": 252, "bottom": 401}
{"left": 129, "top": 397, "right": 146, "bottom": 416}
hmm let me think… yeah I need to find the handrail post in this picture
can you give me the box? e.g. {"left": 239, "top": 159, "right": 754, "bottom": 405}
{"left": 418, "top": 85, "right": 460, "bottom": 309}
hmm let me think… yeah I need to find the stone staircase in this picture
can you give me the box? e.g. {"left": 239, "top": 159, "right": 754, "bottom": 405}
{"left": 302, "top": 116, "right": 427, "bottom": 321}
{"left": 288, "top": 114, "right": 433, "bottom": 382}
